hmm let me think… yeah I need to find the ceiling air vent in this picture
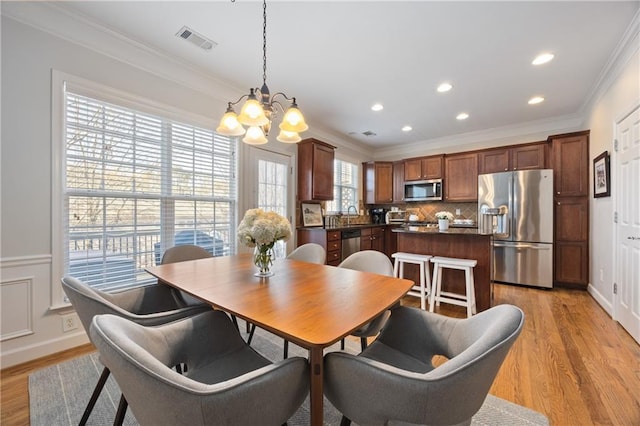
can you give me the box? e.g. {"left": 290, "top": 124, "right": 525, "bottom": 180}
{"left": 176, "top": 26, "right": 217, "bottom": 51}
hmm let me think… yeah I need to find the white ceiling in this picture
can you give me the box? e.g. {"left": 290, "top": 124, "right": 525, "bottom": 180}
{"left": 6, "top": 1, "right": 640, "bottom": 150}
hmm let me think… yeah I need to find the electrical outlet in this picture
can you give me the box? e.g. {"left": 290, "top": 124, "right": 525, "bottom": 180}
{"left": 455, "top": 208, "right": 461, "bottom": 216}
{"left": 600, "top": 268, "right": 604, "bottom": 282}
{"left": 61, "top": 313, "right": 78, "bottom": 333}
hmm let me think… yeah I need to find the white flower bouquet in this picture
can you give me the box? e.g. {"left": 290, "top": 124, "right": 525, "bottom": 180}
{"left": 435, "top": 211, "right": 454, "bottom": 221}
{"left": 238, "top": 209, "right": 291, "bottom": 276}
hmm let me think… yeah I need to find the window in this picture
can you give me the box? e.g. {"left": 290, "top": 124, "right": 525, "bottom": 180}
{"left": 325, "top": 160, "right": 358, "bottom": 213}
{"left": 63, "top": 91, "right": 236, "bottom": 293}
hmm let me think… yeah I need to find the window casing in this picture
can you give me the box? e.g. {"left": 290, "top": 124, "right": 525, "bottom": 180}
{"left": 325, "top": 160, "right": 358, "bottom": 213}
{"left": 60, "top": 87, "right": 236, "bottom": 294}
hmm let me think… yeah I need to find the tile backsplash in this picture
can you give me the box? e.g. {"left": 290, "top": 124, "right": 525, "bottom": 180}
{"left": 371, "top": 202, "right": 478, "bottom": 223}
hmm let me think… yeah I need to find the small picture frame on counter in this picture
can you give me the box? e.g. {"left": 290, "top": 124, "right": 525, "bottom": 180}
{"left": 301, "top": 203, "right": 323, "bottom": 227}
{"left": 593, "top": 151, "right": 610, "bottom": 198}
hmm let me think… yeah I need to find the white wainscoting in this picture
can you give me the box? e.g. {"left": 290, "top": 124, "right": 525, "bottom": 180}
{"left": 0, "top": 255, "right": 90, "bottom": 368}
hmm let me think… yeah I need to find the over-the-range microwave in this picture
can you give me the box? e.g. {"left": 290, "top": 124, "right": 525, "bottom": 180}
{"left": 404, "top": 179, "right": 443, "bottom": 201}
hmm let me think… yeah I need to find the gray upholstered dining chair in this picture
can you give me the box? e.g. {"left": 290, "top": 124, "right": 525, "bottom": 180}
{"left": 161, "top": 243, "right": 241, "bottom": 331}
{"left": 338, "top": 250, "right": 396, "bottom": 351}
{"left": 324, "top": 304, "right": 525, "bottom": 426}
{"left": 90, "top": 310, "right": 310, "bottom": 426}
{"left": 161, "top": 244, "right": 213, "bottom": 306}
{"left": 287, "top": 242, "right": 326, "bottom": 264}
{"left": 61, "top": 276, "right": 211, "bottom": 425}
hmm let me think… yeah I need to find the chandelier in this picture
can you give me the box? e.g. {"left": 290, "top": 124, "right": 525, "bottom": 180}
{"left": 216, "top": 0, "right": 308, "bottom": 144}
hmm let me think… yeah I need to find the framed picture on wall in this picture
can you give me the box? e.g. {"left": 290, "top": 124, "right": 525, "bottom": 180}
{"left": 301, "top": 203, "right": 323, "bottom": 227}
{"left": 593, "top": 151, "right": 611, "bottom": 198}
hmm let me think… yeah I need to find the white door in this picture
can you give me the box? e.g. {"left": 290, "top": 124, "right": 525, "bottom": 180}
{"left": 248, "top": 147, "right": 294, "bottom": 258}
{"left": 614, "top": 105, "right": 640, "bottom": 344}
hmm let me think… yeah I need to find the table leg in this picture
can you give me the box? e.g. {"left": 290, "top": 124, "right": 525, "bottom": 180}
{"left": 309, "top": 346, "right": 324, "bottom": 426}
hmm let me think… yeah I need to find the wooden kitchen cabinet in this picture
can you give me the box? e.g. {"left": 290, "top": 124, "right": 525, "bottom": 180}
{"left": 296, "top": 228, "right": 341, "bottom": 266}
{"left": 550, "top": 131, "right": 590, "bottom": 289}
{"left": 361, "top": 226, "right": 385, "bottom": 252}
{"left": 478, "top": 142, "right": 547, "bottom": 174}
{"left": 404, "top": 155, "right": 443, "bottom": 181}
{"left": 363, "top": 161, "right": 393, "bottom": 204}
{"left": 551, "top": 133, "right": 589, "bottom": 197}
{"left": 555, "top": 198, "right": 589, "bottom": 241}
{"left": 393, "top": 161, "right": 405, "bottom": 203}
{"left": 297, "top": 138, "right": 336, "bottom": 201}
{"left": 444, "top": 152, "right": 478, "bottom": 201}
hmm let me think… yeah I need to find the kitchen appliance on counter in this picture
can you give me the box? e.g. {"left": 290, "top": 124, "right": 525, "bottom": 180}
{"left": 403, "top": 179, "right": 442, "bottom": 202}
{"left": 385, "top": 210, "right": 406, "bottom": 224}
{"left": 478, "top": 169, "right": 553, "bottom": 288}
{"left": 370, "top": 208, "right": 388, "bottom": 225}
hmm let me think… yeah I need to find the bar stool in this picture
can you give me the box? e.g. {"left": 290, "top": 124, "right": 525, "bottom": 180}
{"left": 429, "top": 256, "right": 477, "bottom": 317}
{"left": 392, "top": 252, "right": 432, "bottom": 310}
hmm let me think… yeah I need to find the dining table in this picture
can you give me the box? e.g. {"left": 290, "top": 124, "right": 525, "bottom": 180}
{"left": 145, "top": 253, "right": 413, "bottom": 426}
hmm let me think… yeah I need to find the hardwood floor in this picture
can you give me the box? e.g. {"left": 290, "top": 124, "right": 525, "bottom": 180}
{"left": 2, "top": 284, "right": 639, "bottom": 425}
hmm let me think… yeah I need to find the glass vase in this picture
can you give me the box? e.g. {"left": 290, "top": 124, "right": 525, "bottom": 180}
{"left": 253, "top": 244, "right": 275, "bottom": 277}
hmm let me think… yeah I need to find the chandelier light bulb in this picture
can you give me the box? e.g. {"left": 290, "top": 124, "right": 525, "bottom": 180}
{"left": 277, "top": 129, "right": 301, "bottom": 143}
{"left": 216, "top": 110, "right": 246, "bottom": 136}
{"left": 280, "top": 102, "right": 309, "bottom": 133}
{"left": 243, "top": 126, "right": 268, "bottom": 145}
{"left": 238, "top": 98, "right": 269, "bottom": 126}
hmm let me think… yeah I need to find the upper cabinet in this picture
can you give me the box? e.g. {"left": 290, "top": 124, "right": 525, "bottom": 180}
{"left": 551, "top": 133, "right": 589, "bottom": 197}
{"left": 478, "top": 142, "right": 547, "bottom": 174}
{"left": 404, "top": 155, "right": 443, "bottom": 181}
{"left": 297, "top": 138, "right": 336, "bottom": 201}
{"left": 363, "top": 161, "right": 394, "bottom": 204}
{"left": 392, "top": 161, "right": 405, "bottom": 203}
{"left": 444, "top": 152, "right": 478, "bottom": 201}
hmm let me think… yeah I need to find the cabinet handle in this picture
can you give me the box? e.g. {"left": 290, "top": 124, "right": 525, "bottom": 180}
{"left": 557, "top": 202, "right": 561, "bottom": 205}
{"left": 557, "top": 191, "right": 560, "bottom": 195}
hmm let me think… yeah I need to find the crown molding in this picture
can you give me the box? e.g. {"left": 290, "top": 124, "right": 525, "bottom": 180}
{"left": 373, "top": 113, "right": 584, "bottom": 160}
{"left": 1, "top": 1, "right": 242, "bottom": 105}
{"left": 580, "top": 8, "right": 640, "bottom": 115}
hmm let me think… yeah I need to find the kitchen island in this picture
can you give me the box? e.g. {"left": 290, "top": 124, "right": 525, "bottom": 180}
{"left": 393, "top": 226, "right": 493, "bottom": 312}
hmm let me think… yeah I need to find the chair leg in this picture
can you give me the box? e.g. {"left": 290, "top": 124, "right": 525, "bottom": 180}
{"left": 231, "top": 314, "right": 239, "bottom": 331}
{"left": 80, "top": 366, "right": 110, "bottom": 425}
{"left": 113, "top": 394, "right": 128, "bottom": 426}
{"left": 340, "top": 415, "right": 352, "bottom": 426}
{"left": 360, "top": 337, "right": 368, "bottom": 352}
{"left": 283, "top": 339, "right": 289, "bottom": 359}
{"left": 247, "top": 323, "right": 256, "bottom": 345}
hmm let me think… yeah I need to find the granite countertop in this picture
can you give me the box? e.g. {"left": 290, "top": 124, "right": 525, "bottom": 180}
{"left": 392, "top": 225, "right": 488, "bottom": 236}
{"left": 297, "top": 223, "right": 386, "bottom": 231}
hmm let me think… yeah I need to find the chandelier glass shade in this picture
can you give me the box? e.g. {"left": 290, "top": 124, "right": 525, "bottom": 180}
{"left": 216, "top": 0, "right": 308, "bottom": 145}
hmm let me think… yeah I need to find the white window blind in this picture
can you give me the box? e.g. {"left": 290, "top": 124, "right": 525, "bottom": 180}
{"left": 64, "top": 92, "right": 236, "bottom": 292}
{"left": 326, "top": 160, "right": 358, "bottom": 213}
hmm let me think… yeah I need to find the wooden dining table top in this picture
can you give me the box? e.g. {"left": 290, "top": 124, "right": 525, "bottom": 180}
{"left": 145, "top": 253, "right": 414, "bottom": 348}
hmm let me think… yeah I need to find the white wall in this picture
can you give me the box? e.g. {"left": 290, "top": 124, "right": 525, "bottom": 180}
{"left": 0, "top": 14, "right": 367, "bottom": 367}
{"left": 585, "top": 29, "right": 640, "bottom": 313}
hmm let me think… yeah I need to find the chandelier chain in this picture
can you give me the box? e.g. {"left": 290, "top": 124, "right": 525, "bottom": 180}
{"left": 262, "top": 0, "right": 267, "bottom": 85}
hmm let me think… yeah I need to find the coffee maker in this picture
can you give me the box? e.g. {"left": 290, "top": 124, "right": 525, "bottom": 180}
{"left": 370, "top": 208, "right": 387, "bottom": 224}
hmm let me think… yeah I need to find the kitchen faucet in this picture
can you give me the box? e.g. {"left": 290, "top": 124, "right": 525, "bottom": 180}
{"left": 347, "top": 205, "right": 358, "bottom": 226}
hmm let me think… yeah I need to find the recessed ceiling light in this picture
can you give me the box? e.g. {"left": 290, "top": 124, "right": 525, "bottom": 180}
{"left": 532, "top": 53, "right": 554, "bottom": 65}
{"left": 437, "top": 82, "right": 453, "bottom": 93}
{"left": 371, "top": 103, "right": 384, "bottom": 112}
{"left": 402, "top": 125, "right": 412, "bottom": 132}
{"left": 528, "top": 96, "right": 545, "bottom": 105}
{"left": 456, "top": 113, "right": 469, "bottom": 120}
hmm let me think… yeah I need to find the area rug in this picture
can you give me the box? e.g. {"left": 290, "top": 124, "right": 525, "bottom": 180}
{"left": 30, "top": 324, "right": 548, "bottom": 425}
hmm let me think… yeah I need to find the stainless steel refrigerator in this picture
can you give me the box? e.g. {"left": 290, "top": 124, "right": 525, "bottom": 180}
{"left": 478, "top": 169, "right": 554, "bottom": 288}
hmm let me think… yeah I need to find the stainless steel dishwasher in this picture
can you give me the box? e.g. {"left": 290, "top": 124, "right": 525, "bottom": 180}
{"left": 341, "top": 229, "right": 361, "bottom": 261}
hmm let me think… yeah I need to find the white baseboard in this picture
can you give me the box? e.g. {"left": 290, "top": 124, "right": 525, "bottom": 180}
{"left": 1, "top": 330, "right": 90, "bottom": 369}
{"left": 587, "top": 283, "right": 613, "bottom": 317}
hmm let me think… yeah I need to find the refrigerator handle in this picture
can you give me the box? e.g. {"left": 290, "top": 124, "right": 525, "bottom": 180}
{"left": 493, "top": 242, "right": 551, "bottom": 250}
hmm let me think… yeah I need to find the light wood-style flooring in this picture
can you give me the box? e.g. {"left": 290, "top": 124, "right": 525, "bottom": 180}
{"left": 2, "top": 283, "right": 639, "bottom": 425}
